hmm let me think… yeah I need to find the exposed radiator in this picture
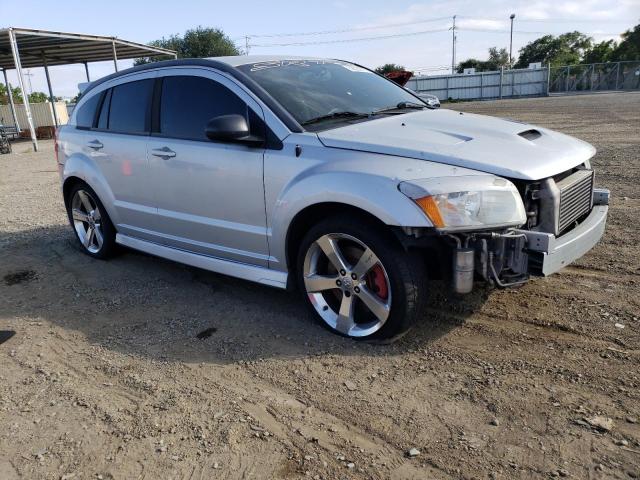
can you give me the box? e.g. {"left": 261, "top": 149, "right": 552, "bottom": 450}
{"left": 557, "top": 169, "right": 594, "bottom": 234}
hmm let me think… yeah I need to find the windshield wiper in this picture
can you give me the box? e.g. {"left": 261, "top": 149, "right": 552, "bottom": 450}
{"left": 374, "top": 101, "right": 427, "bottom": 114}
{"left": 301, "top": 111, "right": 370, "bottom": 126}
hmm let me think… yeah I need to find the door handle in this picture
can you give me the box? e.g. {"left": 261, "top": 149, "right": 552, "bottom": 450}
{"left": 151, "top": 146, "right": 176, "bottom": 160}
{"left": 87, "top": 139, "right": 103, "bottom": 150}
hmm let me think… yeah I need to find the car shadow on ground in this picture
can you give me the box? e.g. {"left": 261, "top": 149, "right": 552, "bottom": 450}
{"left": 0, "top": 225, "right": 490, "bottom": 365}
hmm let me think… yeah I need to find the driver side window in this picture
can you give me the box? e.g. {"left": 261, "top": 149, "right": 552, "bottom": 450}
{"left": 158, "top": 75, "right": 257, "bottom": 141}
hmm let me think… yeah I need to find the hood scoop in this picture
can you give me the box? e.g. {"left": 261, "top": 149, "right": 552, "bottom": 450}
{"left": 518, "top": 129, "right": 542, "bottom": 141}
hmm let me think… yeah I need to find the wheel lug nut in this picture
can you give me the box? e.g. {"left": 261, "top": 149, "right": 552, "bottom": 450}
{"left": 344, "top": 291, "right": 351, "bottom": 297}
{"left": 336, "top": 279, "right": 342, "bottom": 286}
{"left": 340, "top": 269, "right": 346, "bottom": 276}
{"left": 354, "top": 286, "right": 360, "bottom": 293}
{"left": 351, "top": 273, "right": 357, "bottom": 280}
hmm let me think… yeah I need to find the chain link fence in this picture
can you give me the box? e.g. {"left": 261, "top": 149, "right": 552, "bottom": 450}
{"left": 549, "top": 61, "right": 640, "bottom": 93}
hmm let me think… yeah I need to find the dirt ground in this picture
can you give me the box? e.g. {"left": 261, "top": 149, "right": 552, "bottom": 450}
{"left": 1, "top": 92, "right": 639, "bottom": 480}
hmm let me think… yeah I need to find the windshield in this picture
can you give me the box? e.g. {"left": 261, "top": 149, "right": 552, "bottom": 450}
{"left": 236, "top": 59, "right": 423, "bottom": 128}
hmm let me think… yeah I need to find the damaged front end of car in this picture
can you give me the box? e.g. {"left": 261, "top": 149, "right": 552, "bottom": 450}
{"left": 399, "top": 167, "right": 610, "bottom": 294}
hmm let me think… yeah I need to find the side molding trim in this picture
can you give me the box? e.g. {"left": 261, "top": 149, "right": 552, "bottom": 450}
{"left": 116, "top": 234, "right": 288, "bottom": 289}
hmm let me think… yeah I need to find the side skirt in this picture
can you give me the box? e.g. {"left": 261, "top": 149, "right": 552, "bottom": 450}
{"left": 115, "top": 233, "right": 288, "bottom": 289}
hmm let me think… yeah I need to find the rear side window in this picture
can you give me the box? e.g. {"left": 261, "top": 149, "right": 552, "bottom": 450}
{"left": 75, "top": 92, "right": 103, "bottom": 129}
{"left": 96, "top": 89, "right": 112, "bottom": 130}
{"left": 108, "top": 79, "right": 154, "bottom": 134}
{"left": 159, "top": 76, "right": 247, "bottom": 141}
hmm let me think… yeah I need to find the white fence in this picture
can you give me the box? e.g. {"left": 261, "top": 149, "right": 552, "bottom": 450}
{"left": 406, "top": 67, "right": 550, "bottom": 101}
{"left": 0, "top": 102, "right": 69, "bottom": 129}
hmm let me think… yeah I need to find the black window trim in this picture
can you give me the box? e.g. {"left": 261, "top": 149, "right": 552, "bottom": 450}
{"left": 96, "top": 88, "right": 112, "bottom": 130}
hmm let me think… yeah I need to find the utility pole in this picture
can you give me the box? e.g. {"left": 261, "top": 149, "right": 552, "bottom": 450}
{"left": 24, "top": 69, "right": 34, "bottom": 96}
{"left": 451, "top": 15, "right": 457, "bottom": 74}
{"left": 509, "top": 14, "right": 515, "bottom": 68}
{"left": 245, "top": 36, "right": 250, "bottom": 55}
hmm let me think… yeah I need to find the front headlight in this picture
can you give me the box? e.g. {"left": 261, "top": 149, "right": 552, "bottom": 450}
{"left": 399, "top": 175, "right": 526, "bottom": 230}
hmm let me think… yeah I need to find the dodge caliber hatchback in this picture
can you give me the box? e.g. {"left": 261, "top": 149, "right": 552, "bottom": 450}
{"left": 57, "top": 56, "right": 609, "bottom": 341}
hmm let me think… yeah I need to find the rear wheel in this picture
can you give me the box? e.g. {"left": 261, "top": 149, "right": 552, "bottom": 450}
{"left": 66, "top": 183, "right": 116, "bottom": 259}
{"left": 297, "top": 216, "right": 427, "bottom": 341}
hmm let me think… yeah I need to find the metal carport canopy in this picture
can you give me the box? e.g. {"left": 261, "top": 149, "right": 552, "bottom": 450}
{"left": 0, "top": 27, "right": 177, "bottom": 151}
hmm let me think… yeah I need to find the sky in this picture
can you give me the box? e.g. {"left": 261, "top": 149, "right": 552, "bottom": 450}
{"left": 2, "top": 0, "right": 639, "bottom": 98}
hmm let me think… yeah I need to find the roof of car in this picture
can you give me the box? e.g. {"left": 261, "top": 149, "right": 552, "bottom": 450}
{"left": 212, "top": 55, "right": 329, "bottom": 67}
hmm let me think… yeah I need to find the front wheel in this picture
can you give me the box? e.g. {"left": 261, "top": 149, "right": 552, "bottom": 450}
{"left": 296, "top": 216, "right": 427, "bottom": 341}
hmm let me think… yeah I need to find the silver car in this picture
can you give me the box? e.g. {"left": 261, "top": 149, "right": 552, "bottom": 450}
{"left": 57, "top": 56, "right": 609, "bottom": 341}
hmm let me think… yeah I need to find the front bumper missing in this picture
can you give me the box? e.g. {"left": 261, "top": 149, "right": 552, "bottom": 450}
{"left": 447, "top": 188, "right": 609, "bottom": 292}
{"left": 514, "top": 188, "right": 609, "bottom": 276}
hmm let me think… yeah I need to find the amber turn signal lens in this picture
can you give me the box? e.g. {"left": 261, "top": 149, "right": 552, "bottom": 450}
{"left": 414, "top": 196, "right": 445, "bottom": 228}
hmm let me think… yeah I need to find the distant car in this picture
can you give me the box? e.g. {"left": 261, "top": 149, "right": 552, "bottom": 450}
{"left": 416, "top": 93, "right": 440, "bottom": 108}
{"left": 56, "top": 56, "right": 608, "bottom": 341}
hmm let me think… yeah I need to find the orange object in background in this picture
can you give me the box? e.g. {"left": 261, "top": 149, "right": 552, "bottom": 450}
{"left": 384, "top": 70, "right": 413, "bottom": 87}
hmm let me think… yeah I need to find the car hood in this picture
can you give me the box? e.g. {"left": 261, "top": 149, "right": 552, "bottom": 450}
{"left": 316, "top": 109, "right": 595, "bottom": 180}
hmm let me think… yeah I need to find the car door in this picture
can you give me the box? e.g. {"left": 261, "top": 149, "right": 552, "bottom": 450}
{"left": 80, "top": 72, "right": 159, "bottom": 243}
{"left": 148, "top": 69, "right": 269, "bottom": 267}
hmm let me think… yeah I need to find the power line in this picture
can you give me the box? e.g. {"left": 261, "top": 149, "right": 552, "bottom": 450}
{"left": 457, "top": 15, "right": 626, "bottom": 24}
{"left": 240, "top": 15, "right": 630, "bottom": 44}
{"left": 244, "top": 16, "right": 451, "bottom": 38}
{"left": 249, "top": 28, "right": 450, "bottom": 47}
{"left": 460, "top": 27, "right": 621, "bottom": 36}
{"left": 248, "top": 25, "right": 621, "bottom": 48}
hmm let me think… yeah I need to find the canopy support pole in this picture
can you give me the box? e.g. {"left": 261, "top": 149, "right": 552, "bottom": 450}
{"left": 111, "top": 40, "right": 118, "bottom": 72}
{"left": 42, "top": 53, "right": 59, "bottom": 127}
{"left": 83, "top": 61, "right": 90, "bottom": 81}
{"left": 1, "top": 68, "right": 21, "bottom": 131}
{"left": 8, "top": 28, "right": 38, "bottom": 152}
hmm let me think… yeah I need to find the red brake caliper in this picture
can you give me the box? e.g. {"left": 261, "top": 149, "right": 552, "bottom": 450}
{"left": 366, "top": 264, "right": 388, "bottom": 300}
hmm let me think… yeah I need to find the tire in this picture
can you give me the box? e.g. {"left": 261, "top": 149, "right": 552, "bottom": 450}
{"left": 65, "top": 182, "right": 117, "bottom": 259}
{"left": 296, "top": 215, "right": 427, "bottom": 341}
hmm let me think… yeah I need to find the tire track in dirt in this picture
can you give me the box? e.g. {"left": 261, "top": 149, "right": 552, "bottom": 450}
{"left": 190, "top": 363, "right": 454, "bottom": 479}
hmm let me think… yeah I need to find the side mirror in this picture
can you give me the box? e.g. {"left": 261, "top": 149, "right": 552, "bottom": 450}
{"left": 205, "top": 114, "right": 264, "bottom": 147}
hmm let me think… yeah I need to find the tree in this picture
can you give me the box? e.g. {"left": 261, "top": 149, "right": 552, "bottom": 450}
{"left": 374, "top": 63, "right": 406, "bottom": 75}
{"left": 515, "top": 32, "right": 593, "bottom": 68}
{"left": 135, "top": 26, "right": 240, "bottom": 65}
{"left": 583, "top": 40, "right": 617, "bottom": 64}
{"left": 456, "top": 47, "right": 509, "bottom": 73}
{"left": 27, "top": 92, "right": 49, "bottom": 103}
{"left": 612, "top": 24, "right": 640, "bottom": 61}
{"left": 0, "top": 84, "right": 23, "bottom": 105}
{"left": 487, "top": 47, "right": 510, "bottom": 69}
{"left": 456, "top": 58, "right": 483, "bottom": 73}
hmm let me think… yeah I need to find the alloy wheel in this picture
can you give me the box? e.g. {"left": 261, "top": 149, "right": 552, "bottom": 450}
{"left": 302, "top": 233, "right": 392, "bottom": 337}
{"left": 71, "top": 189, "right": 104, "bottom": 254}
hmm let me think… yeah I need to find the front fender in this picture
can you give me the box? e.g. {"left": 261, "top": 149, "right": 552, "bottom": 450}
{"left": 269, "top": 170, "right": 433, "bottom": 269}
{"left": 62, "top": 153, "right": 120, "bottom": 226}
